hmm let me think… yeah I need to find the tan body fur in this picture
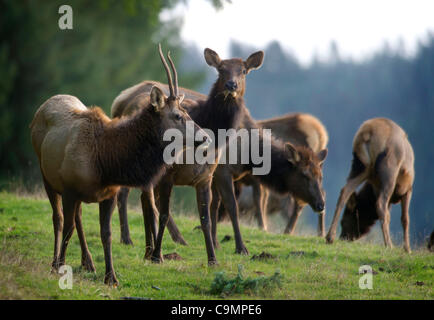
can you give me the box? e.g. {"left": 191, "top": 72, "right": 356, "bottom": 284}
{"left": 32, "top": 95, "right": 120, "bottom": 203}
{"left": 326, "top": 118, "right": 414, "bottom": 252}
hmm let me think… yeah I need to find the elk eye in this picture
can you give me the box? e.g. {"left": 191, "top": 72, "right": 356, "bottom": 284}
{"left": 175, "top": 114, "right": 182, "bottom": 120}
{"left": 242, "top": 69, "right": 247, "bottom": 75}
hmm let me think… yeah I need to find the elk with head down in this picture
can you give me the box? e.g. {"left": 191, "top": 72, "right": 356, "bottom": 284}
{"left": 326, "top": 118, "right": 414, "bottom": 253}
{"left": 29, "top": 45, "right": 208, "bottom": 285}
{"left": 209, "top": 114, "right": 327, "bottom": 254}
{"left": 111, "top": 48, "right": 264, "bottom": 264}
{"left": 219, "top": 112, "right": 329, "bottom": 237}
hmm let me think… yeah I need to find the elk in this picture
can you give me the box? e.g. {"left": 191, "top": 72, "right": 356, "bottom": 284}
{"left": 326, "top": 118, "right": 414, "bottom": 253}
{"left": 29, "top": 45, "right": 208, "bottom": 285}
{"left": 219, "top": 113, "right": 329, "bottom": 236}
{"left": 111, "top": 48, "right": 264, "bottom": 264}
{"left": 210, "top": 114, "right": 328, "bottom": 254}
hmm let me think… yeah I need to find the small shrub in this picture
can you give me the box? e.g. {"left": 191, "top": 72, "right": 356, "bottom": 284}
{"left": 210, "top": 265, "right": 282, "bottom": 297}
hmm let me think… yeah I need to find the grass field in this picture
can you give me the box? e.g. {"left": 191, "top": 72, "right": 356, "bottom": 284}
{"left": 0, "top": 191, "right": 432, "bottom": 300}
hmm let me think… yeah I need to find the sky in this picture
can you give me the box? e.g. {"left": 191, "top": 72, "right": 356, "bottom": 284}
{"left": 161, "top": 0, "right": 434, "bottom": 64}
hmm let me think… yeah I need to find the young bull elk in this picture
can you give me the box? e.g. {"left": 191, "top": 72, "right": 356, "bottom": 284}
{"left": 210, "top": 115, "right": 327, "bottom": 254}
{"left": 326, "top": 118, "right": 414, "bottom": 253}
{"left": 29, "top": 45, "right": 208, "bottom": 285}
{"left": 221, "top": 113, "right": 329, "bottom": 236}
{"left": 111, "top": 48, "right": 264, "bottom": 264}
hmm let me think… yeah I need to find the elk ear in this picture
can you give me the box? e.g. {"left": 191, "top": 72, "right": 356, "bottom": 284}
{"left": 245, "top": 51, "right": 264, "bottom": 73}
{"left": 284, "top": 142, "right": 300, "bottom": 165}
{"left": 178, "top": 93, "right": 185, "bottom": 104}
{"left": 150, "top": 86, "right": 166, "bottom": 112}
{"left": 204, "top": 48, "right": 221, "bottom": 68}
{"left": 317, "top": 149, "right": 328, "bottom": 164}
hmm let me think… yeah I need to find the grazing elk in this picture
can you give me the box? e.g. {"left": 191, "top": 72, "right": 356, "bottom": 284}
{"left": 111, "top": 48, "right": 264, "bottom": 264}
{"left": 326, "top": 118, "right": 414, "bottom": 253}
{"left": 210, "top": 114, "right": 328, "bottom": 254}
{"left": 29, "top": 45, "right": 208, "bottom": 285}
{"left": 220, "top": 113, "right": 329, "bottom": 236}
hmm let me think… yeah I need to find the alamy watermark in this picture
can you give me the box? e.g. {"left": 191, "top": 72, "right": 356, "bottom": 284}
{"left": 163, "top": 121, "right": 272, "bottom": 175}
{"left": 58, "top": 5, "right": 73, "bottom": 30}
{"left": 358, "top": 265, "right": 373, "bottom": 290}
{"left": 58, "top": 265, "right": 73, "bottom": 289}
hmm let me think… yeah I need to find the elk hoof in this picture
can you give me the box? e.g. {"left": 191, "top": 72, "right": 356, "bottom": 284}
{"left": 172, "top": 236, "right": 188, "bottom": 246}
{"left": 151, "top": 255, "right": 164, "bottom": 264}
{"left": 144, "top": 248, "right": 154, "bottom": 260}
{"left": 325, "top": 234, "right": 335, "bottom": 244}
{"left": 81, "top": 258, "right": 96, "bottom": 273}
{"left": 208, "top": 259, "right": 219, "bottom": 267}
{"left": 236, "top": 246, "right": 249, "bottom": 255}
{"left": 51, "top": 260, "right": 62, "bottom": 273}
{"left": 104, "top": 273, "right": 119, "bottom": 287}
{"left": 120, "top": 236, "right": 134, "bottom": 246}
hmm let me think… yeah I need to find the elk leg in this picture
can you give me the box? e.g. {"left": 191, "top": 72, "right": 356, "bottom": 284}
{"left": 58, "top": 191, "right": 79, "bottom": 267}
{"left": 196, "top": 182, "right": 218, "bottom": 265}
{"left": 400, "top": 190, "right": 412, "bottom": 253}
{"left": 117, "top": 187, "right": 133, "bottom": 245}
{"left": 153, "top": 186, "right": 188, "bottom": 246}
{"left": 99, "top": 195, "right": 118, "bottom": 286}
{"left": 280, "top": 195, "right": 294, "bottom": 231}
{"left": 75, "top": 204, "right": 96, "bottom": 272}
{"left": 326, "top": 171, "right": 367, "bottom": 243}
{"left": 376, "top": 167, "right": 398, "bottom": 249}
{"left": 151, "top": 181, "right": 173, "bottom": 263}
{"left": 252, "top": 180, "right": 267, "bottom": 231}
{"left": 167, "top": 215, "right": 188, "bottom": 246}
{"left": 210, "top": 181, "right": 221, "bottom": 249}
{"left": 284, "top": 201, "right": 304, "bottom": 235}
{"left": 377, "top": 197, "right": 393, "bottom": 249}
{"left": 317, "top": 211, "right": 326, "bottom": 238}
{"left": 140, "top": 187, "right": 158, "bottom": 259}
{"left": 217, "top": 202, "right": 228, "bottom": 222}
{"left": 215, "top": 171, "right": 249, "bottom": 255}
{"left": 262, "top": 187, "right": 269, "bottom": 221}
{"left": 42, "top": 177, "right": 64, "bottom": 272}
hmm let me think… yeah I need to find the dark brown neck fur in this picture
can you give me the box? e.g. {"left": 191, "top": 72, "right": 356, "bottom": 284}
{"left": 185, "top": 81, "right": 245, "bottom": 146}
{"left": 94, "top": 106, "right": 167, "bottom": 188}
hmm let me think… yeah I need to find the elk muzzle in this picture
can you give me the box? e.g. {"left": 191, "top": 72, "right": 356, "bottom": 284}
{"left": 225, "top": 80, "right": 238, "bottom": 92}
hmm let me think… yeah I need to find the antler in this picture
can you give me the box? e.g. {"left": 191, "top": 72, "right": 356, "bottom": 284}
{"left": 167, "top": 51, "right": 179, "bottom": 96}
{"left": 158, "top": 43, "right": 175, "bottom": 97}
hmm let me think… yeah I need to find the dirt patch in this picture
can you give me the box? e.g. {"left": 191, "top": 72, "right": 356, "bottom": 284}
{"left": 221, "top": 235, "right": 232, "bottom": 243}
{"left": 289, "top": 251, "right": 305, "bottom": 257}
{"left": 415, "top": 281, "right": 425, "bottom": 286}
{"left": 163, "top": 252, "right": 183, "bottom": 261}
{"left": 251, "top": 251, "right": 276, "bottom": 261}
{"left": 358, "top": 269, "right": 379, "bottom": 275}
{"left": 287, "top": 251, "right": 319, "bottom": 259}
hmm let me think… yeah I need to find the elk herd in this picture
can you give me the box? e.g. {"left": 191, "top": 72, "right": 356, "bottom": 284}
{"left": 30, "top": 44, "right": 417, "bottom": 286}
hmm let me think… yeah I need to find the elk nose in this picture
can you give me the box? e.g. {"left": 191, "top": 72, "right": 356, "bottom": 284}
{"left": 315, "top": 202, "right": 325, "bottom": 212}
{"left": 225, "top": 81, "right": 237, "bottom": 91}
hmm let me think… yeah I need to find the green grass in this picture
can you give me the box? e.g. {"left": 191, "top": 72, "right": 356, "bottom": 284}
{"left": 0, "top": 191, "right": 432, "bottom": 300}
